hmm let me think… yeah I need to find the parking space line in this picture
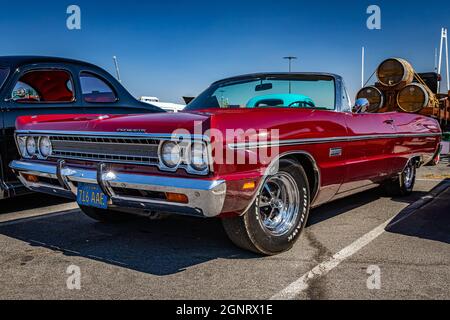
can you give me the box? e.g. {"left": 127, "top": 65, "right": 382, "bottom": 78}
{"left": 0, "top": 203, "right": 79, "bottom": 224}
{"left": 271, "top": 218, "right": 392, "bottom": 300}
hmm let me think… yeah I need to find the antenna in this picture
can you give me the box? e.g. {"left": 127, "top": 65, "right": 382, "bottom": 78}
{"left": 361, "top": 47, "right": 365, "bottom": 88}
{"left": 113, "top": 56, "right": 122, "bottom": 83}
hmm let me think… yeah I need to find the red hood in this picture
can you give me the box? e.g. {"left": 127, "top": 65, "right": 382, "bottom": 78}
{"left": 16, "top": 108, "right": 329, "bottom": 140}
{"left": 16, "top": 112, "right": 211, "bottom": 134}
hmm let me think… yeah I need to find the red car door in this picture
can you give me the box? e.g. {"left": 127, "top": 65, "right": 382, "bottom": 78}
{"left": 338, "top": 112, "right": 397, "bottom": 194}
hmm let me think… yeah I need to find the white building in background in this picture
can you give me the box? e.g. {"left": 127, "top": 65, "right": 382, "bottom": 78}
{"left": 139, "top": 96, "right": 185, "bottom": 113}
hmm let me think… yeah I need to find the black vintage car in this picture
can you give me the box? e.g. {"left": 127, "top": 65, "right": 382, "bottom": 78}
{"left": 0, "top": 56, "right": 162, "bottom": 199}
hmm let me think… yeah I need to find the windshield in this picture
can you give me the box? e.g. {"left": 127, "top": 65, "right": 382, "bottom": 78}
{"left": 186, "top": 75, "right": 336, "bottom": 111}
{"left": 0, "top": 67, "right": 9, "bottom": 90}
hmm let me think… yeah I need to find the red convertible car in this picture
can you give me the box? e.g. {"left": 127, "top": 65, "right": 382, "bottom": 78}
{"left": 10, "top": 73, "right": 442, "bottom": 255}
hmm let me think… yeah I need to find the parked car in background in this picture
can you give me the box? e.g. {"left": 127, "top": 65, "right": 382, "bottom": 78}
{"left": 139, "top": 96, "right": 185, "bottom": 112}
{"left": 10, "top": 73, "right": 442, "bottom": 255}
{"left": 0, "top": 56, "right": 162, "bottom": 199}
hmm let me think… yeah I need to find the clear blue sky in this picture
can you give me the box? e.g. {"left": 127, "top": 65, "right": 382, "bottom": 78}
{"left": 0, "top": 0, "right": 448, "bottom": 103}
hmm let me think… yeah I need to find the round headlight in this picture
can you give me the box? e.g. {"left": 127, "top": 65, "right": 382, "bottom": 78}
{"left": 25, "top": 137, "right": 37, "bottom": 157}
{"left": 160, "top": 141, "right": 181, "bottom": 169}
{"left": 17, "top": 137, "right": 27, "bottom": 157}
{"left": 38, "top": 137, "right": 52, "bottom": 158}
{"left": 190, "top": 142, "right": 208, "bottom": 172}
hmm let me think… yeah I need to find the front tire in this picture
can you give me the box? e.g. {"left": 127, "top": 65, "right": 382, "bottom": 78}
{"left": 384, "top": 160, "right": 417, "bottom": 196}
{"left": 222, "top": 159, "right": 310, "bottom": 255}
{"left": 79, "top": 205, "right": 136, "bottom": 223}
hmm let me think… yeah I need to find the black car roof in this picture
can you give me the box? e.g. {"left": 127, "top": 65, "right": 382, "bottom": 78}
{"left": 0, "top": 56, "right": 101, "bottom": 69}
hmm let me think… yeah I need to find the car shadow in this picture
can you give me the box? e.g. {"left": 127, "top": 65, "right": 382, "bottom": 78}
{"left": 0, "top": 182, "right": 445, "bottom": 276}
{"left": 386, "top": 180, "right": 450, "bottom": 245}
{"left": 0, "top": 193, "right": 71, "bottom": 215}
{"left": 307, "top": 186, "right": 428, "bottom": 226}
{"left": 0, "top": 211, "right": 258, "bottom": 276}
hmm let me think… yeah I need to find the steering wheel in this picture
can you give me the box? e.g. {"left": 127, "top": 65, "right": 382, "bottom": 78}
{"left": 288, "top": 100, "right": 316, "bottom": 108}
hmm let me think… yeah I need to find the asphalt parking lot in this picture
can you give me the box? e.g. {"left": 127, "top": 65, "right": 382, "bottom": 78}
{"left": 0, "top": 161, "right": 449, "bottom": 300}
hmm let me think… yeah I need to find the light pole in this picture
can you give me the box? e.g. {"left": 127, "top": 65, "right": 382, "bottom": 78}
{"left": 283, "top": 56, "right": 297, "bottom": 94}
{"left": 283, "top": 56, "right": 298, "bottom": 72}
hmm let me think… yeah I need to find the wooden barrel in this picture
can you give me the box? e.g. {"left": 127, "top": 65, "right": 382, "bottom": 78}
{"left": 397, "top": 83, "right": 433, "bottom": 113}
{"left": 377, "top": 58, "right": 415, "bottom": 87}
{"left": 356, "top": 86, "right": 384, "bottom": 112}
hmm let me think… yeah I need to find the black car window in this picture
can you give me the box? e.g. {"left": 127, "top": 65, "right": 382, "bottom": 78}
{"left": 11, "top": 70, "right": 75, "bottom": 103}
{"left": 80, "top": 72, "right": 117, "bottom": 103}
{"left": 0, "top": 67, "right": 9, "bottom": 90}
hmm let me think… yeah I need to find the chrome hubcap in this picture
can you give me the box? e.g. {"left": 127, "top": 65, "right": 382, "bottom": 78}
{"left": 257, "top": 172, "right": 300, "bottom": 236}
{"left": 404, "top": 163, "right": 415, "bottom": 189}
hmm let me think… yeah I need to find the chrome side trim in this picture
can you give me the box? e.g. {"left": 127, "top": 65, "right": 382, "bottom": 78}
{"left": 10, "top": 160, "right": 226, "bottom": 218}
{"left": 330, "top": 183, "right": 380, "bottom": 202}
{"left": 228, "top": 133, "right": 442, "bottom": 150}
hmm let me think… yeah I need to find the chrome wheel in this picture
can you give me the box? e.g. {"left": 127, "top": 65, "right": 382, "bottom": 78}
{"left": 257, "top": 172, "right": 300, "bottom": 236}
{"left": 403, "top": 163, "right": 415, "bottom": 189}
{"left": 222, "top": 159, "right": 310, "bottom": 255}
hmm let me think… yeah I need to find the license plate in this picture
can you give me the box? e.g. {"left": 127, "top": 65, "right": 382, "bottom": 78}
{"left": 77, "top": 183, "right": 109, "bottom": 209}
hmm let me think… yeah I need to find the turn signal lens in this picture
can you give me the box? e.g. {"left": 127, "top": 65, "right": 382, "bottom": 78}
{"left": 242, "top": 181, "right": 256, "bottom": 190}
{"left": 166, "top": 192, "right": 189, "bottom": 204}
{"left": 22, "top": 174, "right": 39, "bottom": 183}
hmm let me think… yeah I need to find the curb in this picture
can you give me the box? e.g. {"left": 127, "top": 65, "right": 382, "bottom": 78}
{"left": 386, "top": 181, "right": 450, "bottom": 230}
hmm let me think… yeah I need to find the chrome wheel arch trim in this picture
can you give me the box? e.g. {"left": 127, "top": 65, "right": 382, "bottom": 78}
{"left": 241, "top": 150, "right": 321, "bottom": 215}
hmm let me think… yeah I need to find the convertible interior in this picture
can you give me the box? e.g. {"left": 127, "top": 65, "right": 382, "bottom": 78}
{"left": 185, "top": 76, "right": 334, "bottom": 110}
{"left": 246, "top": 94, "right": 316, "bottom": 108}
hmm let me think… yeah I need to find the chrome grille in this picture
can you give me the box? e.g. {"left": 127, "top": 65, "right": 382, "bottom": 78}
{"left": 48, "top": 135, "right": 160, "bottom": 165}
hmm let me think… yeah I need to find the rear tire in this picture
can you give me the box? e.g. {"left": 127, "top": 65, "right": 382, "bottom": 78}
{"left": 384, "top": 160, "right": 416, "bottom": 196}
{"left": 222, "top": 159, "right": 310, "bottom": 255}
{"left": 79, "top": 205, "right": 136, "bottom": 223}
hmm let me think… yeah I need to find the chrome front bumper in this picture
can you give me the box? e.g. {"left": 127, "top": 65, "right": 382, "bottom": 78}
{"left": 10, "top": 160, "right": 226, "bottom": 218}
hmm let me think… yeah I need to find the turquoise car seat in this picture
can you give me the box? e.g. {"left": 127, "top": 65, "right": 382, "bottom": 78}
{"left": 246, "top": 94, "right": 315, "bottom": 108}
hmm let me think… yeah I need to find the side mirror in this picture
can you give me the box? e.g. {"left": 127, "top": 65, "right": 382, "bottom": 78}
{"left": 353, "top": 98, "right": 370, "bottom": 113}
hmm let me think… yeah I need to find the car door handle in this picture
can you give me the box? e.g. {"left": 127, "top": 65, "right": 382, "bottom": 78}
{"left": 383, "top": 120, "right": 395, "bottom": 125}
